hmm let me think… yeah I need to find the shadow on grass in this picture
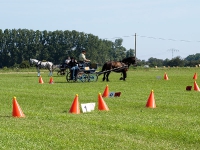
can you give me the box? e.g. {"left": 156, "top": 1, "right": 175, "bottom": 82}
{"left": 0, "top": 115, "right": 12, "bottom": 118}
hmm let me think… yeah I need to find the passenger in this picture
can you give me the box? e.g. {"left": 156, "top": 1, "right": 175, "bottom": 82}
{"left": 68, "top": 57, "right": 79, "bottom": 80}
{"left": 62, "top": 56, "right": 71, "bottom": 69}
{"left": 65, "top": 56, "right": 71, "bottom": 64}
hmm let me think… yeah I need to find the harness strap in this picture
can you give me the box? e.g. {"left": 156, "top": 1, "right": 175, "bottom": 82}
{"left": 36, "top": 61, "right": 41, "bottom": 67}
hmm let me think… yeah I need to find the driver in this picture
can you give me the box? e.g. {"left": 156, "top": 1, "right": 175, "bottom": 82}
{"left": 79, "top": 50, "right": 90, "bottom": 68}
{"left": 79, "top": 50, "right": 90, "bottom": 63}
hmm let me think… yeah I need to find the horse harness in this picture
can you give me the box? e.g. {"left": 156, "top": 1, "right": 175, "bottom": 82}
{"left": 36, "top": 61, "right": 42, "bottom": 67}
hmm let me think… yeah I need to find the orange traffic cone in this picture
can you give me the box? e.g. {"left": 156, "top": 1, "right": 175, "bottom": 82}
{"left": 49, "top": 76, "right": 54, "bottom": 84}
{"left": 146, "top": 90, "right": 156, "bottom": 108}
{"left": 164, "top": 72, "right": 169, "bottom": 80}
{"left": 69, "top": 94, "right": 80, "bottom": 114}
{"left": 39, "top": 75, "right": 44, "bottom": 84}
{"left": 193, "top": 72, "right": 197, "bottom": 80}
{"left": 102, "top": 85, "right": 109, "bottom": 97}
{"left": 12, "top": 97, "right": 25, "bottom": 117}
{"left": 98, "top": 93, "right": 109, "bottom": 111}
{"left": 194, "top": 81, "right": 200, "bottom": 91}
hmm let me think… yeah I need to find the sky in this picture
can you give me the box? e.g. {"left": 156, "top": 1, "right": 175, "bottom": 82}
{"left": 1, "top": 0, "right": 200, "bottom": 60}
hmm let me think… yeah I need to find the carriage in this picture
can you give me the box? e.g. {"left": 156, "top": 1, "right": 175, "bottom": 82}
{"left": 65, "top": 62, "right": 99, "bottom": 82}
{"left": 57, "top": 63, "right": 69, "bottom": 76}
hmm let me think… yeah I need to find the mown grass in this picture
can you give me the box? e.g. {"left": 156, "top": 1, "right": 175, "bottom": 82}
{"left": 0, "top": 67, "right": 200, "bottom": 149}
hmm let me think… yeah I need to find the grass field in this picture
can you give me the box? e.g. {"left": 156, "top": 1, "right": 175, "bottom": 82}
{"left": 0, "top": 67, "right": 200, "bottom": 149}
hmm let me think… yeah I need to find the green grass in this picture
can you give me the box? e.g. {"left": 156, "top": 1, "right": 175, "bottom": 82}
{"left": 0, "top": 68, "right": 200, "bottom": 149}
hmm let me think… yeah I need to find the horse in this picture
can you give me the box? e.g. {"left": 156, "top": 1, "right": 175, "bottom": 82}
{"left": 100, "top": 57, "right": 136, "bottom": 82}
{"left": 29, "top": 58, "right": 54, "bottom": 76}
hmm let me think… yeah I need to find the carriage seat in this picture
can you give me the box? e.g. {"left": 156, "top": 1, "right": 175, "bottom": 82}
{"left": 90, "top": 63, "right": 98, "bottom": 70}
{"left": 78, "top": 62, "right": 97, "bottom": 73}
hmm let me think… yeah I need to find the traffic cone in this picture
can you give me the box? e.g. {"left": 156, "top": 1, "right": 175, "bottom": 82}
{"left": 102, "top": 85, "right": 109, "bottom": 97}
{"left": 98, "top": 93, "right": 109, "bottom": 111}
{"left": 193, "top": 72, "right": 197, "bottom": 80}
{"left": 49, "top": 76, "right": 54, "bottom": 84}
{"left": 39, "top": 75, "right": 44, "bottom": 84}
{"left": 12, "top": 97, "right": 25, "bottom": 117}
{"left": 146, "top": 90, "right": 156, "bottom": 108}
{"left": 194, "top": 81, "right": 200, "bottom": 91}
{"left": 164, "top": 72, "right": 169, "bottom": 80}
{"left": 69, "top": 94, "right": 80, "bottom": 114}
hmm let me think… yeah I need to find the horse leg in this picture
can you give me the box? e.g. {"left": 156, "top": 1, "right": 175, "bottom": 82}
{"left": 106, "top": 72, "right": 110, "bottom": 82}
{"left": 49, "top": 70, "right": 52, "bottom": 76}
{"left": 122, "top": 71, "right": 127, "bottom": 81}
{"left": 120, "top": 73, "right": 123, "bottom": 80}
{"left": 49, "top": 71, "right": 52, "bottom": 76}
{"left": 48, "top": 67, "right": 51, "bottom": 76}
{"left": 37, "top": 67, "right": 40, "bottom": 77}
{"left": 50, "top": 66, "right": 53, "bottom": 76}
{"left": 102, "top": 73, "right": 106, "bottom": 81}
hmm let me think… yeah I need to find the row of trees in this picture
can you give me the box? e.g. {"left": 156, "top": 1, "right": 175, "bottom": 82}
{"left": 137, "top": 54, "right": 200, "bottom": 67}
{"left": 0, "top": 29, "right": 134, "bottom": 68}
{"left": 0, "top": 29, "right": 199, "bottom": 68}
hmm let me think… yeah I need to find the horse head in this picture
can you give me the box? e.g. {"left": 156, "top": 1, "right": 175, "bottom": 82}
{"left": 122, "top": 57, "right": 137, "bottom": 67}
{"left": 29, "top": 58, "right": 39, "bottom": 66}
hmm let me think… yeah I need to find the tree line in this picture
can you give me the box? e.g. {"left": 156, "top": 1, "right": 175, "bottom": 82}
{"left": 0, "top": 28, "right": 199, "bottom": 68}
{"left": 137, "top": 54, "right": 200, "bottom": 67}
{"left": 0, "top": 29, "right": 134, "bottom": 68}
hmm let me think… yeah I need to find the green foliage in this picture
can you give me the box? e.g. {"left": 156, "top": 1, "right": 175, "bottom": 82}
{"left": 3, "top": 66, "right": 8, "bottom": 70}
{"left": 0, "top": 29, "right": 128, "bottom": 67}
{"left": 19, "top": 60, "right": 30, "bottom": 68}
{"left": 0, "top": 68, "right": 200, "bottom": 149}
{"left": 185, "top": 53, "right": 200, "bottom": 61}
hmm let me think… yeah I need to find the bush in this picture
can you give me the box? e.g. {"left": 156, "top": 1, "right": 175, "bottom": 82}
{"left": 19, "top": 61, "right": 30, "bottom": 68}
{"left": 3, "top": 67, "right": 8, "bottom": 70}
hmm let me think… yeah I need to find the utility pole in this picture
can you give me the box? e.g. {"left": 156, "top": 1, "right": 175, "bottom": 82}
{"left": 168, "top": 48, "right": 179, "bottom": 59}
{"left": 135, "top": 33, "right": 137, "bottom": 63}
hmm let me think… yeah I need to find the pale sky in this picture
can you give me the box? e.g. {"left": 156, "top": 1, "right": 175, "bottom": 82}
{"left": 1, "top": 0, "right": 200, "bottom": 60}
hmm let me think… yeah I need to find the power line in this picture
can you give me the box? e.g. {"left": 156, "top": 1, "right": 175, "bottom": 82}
{"left": 104, "top": 34, "right": 200, "bottom": 43}
{"left": 168, "top": 48, "right": 179, "bottom": 59}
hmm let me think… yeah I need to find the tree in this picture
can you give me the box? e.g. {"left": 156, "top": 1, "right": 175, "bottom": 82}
{"left": 112, "top": 39, "right": 126, "bottom": 61}
{"left": 147, "top": 57, "right": 163, "bottom": 67}
{"left": 126, "top": 48, "right": 135, "bottom": 57}
{"left": 167, "top": 56, "right": 185, "bottom": 67}
{"left": 185, "top": 53, "right": 200, "bottom": 61}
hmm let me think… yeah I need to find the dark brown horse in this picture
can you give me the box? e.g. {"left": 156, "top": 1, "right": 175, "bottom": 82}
{"left": 100, "top": 57, "right": 136, "bottom": 81}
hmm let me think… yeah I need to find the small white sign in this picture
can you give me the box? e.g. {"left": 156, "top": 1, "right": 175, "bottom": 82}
{"left": 81, "top": 103, "right": 95, "bottom": 113}
{"left": 109, "top": 92, "right": 115, "bottom": 98}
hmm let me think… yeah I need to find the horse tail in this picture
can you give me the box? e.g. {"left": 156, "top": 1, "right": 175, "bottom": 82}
{"left": 52, "top": 65, "right": 58, "bottom": 71}
{"left": 97, "top": 63, "right": 107, "bottom": 76}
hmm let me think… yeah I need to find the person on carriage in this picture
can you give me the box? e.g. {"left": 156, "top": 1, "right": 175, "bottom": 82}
{"left": 79, "top": 50, "right": 90, "bottom": 67}
{"left": 68, "top": 57, "right": 79, "bottom": 80}
{"left": 65, "top": 56, "right": 71, "bottom": 64}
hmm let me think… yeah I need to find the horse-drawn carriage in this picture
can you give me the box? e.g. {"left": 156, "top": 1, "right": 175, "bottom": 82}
{"left": 30, "top": 57, "right": 136, "bottom": 82}
{"left": 66, "top": 62, "right": 98, "bottom": 82}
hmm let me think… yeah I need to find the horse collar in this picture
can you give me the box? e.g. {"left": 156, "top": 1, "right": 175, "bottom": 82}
{"left": 37, "top": 61, "right": 41, "bottom": 65}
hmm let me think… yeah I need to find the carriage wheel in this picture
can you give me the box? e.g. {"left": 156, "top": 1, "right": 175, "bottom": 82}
{"left": 57, "top": 71, "right": 61, "bottom": 76}
{"left": 76, "top": 72, "right": 87, "bottom": 82}
{"left": 88, "top": 73, "right": 98, "bottom": 82}
{"left": 66, "top": 72, "right": 74, "bottom": 82}
{"left": 57, "top": 70, "right": 66, "bottom": 76}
